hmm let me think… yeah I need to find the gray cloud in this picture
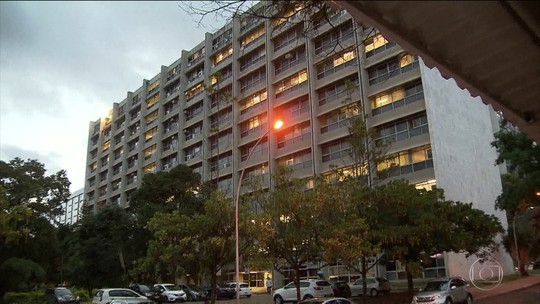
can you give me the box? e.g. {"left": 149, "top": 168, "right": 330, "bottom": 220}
{"left": 0, "top": 144, "right": 64, "bottom": 174}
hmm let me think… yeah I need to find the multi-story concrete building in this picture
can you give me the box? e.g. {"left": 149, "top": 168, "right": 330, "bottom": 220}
{"left": 84, "top": 3, "right": 512, "bottom": 286}
{"left": 55, "top": 188, "right": 84, "bottom": 226}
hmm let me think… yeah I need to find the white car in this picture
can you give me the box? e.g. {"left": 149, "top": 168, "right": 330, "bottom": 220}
{"left": 92, "top": 288, "right": 151, "bottom": 304}
{"left": 273, "top": 280, "right": 334, "bottom": 304}
{"left": 154, "top": 284, "right": 187, "bottom": 302}
{"left": 348, "top": 277, "right": 391, "bottom": 296}
{"left": 224, "top": 282, "right": 253, "bottom": 297}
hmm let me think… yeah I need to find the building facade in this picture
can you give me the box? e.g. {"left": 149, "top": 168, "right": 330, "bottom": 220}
{"left": 83, "top": 3, "right": 512, "bottom": 285}
{"left": 55, "top": 188, "right": 84, "bottom": 226}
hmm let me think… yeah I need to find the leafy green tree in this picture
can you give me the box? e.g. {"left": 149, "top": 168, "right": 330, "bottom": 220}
{"left": 143, "top": 190, "right": 242, "bottom": 304}
{"left": 68, "top": 205, "right": 135, "bottom": 293}
{"left": 372, "top": 180, "right": 503, "bottom": 291}
{"left": 0, "top": 158, "right": 70, "bottom": 291}
{"left": 0, "top": 257, "right": 45, "bottom": 292}
{"left": 491, "top": 120, "right": 540, "bottom": 274}
{"left": 252, "top": 167, "right": 329, "bottom": 302}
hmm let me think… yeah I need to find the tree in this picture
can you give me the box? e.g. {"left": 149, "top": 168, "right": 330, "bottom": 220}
{"left": 491, "top": 120, "right": 540, "bottom": 275}
{"left": 251, "top": 167, "right": 329, "bottom": 302}
{"left": 0, "top": 158, "right": 70, "bottom": 291}
{"left": 69, "top": 205, "right": 135, "bottom": 293}
{"left": 371, "top": 180, "right": 504, "bottom": 292}
{"left": 143, "top": 190, "right": 244, "bottom": 304}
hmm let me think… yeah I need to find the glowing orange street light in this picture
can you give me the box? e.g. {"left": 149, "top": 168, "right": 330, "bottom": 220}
{"left": 235, "top": 120, "right": 283, "bottom": 304}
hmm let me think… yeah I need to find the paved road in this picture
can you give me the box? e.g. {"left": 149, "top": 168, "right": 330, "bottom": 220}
{"left": 475, "top": 285, "right": 540, "bottom": 304}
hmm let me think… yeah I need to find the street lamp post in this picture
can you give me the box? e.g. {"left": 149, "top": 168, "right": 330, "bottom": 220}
{"left": 235, "top": 120, "right": 283, "bottom": 304}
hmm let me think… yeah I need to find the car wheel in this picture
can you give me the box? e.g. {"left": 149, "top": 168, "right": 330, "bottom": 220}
{"left": 370, "top": 289, "right": 378, "bottom": 297}
{"left": 466, "top": 294, "right": 473, "bottom": 304}
{"left": 274, "top": 295, "right": 284, "bottom": 304}
{"left": 445, "top": 298, "right": 453, "bottom": 304}
{"left": 303, "top": 295, "right": 313, "bottom": 300}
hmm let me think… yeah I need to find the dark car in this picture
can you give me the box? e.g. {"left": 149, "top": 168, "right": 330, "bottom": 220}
{"left": 330, "top": 281, "right": 351, "bottom": 298}
{"left": 128, "top": 284, "right": 152, "bottom": 298}
{"left": 142, "top": 286, "right": 169, "bottom": 304}
{"left": 44, "top": 287, "right": 80, "bottom": 304}
{"left": 177, "top": 284, "right": 208, "bottom": 301}
{"left": 205, "top": 284, "right": 236, "bottom": 300}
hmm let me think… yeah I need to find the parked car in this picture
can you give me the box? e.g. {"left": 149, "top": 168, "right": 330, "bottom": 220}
{"left": 44, "top": 287, "right": 80, "bottom": 304}
{"left": 92, "top": 288, "right": 151, "bottom": 304}
{"left": 411, "top": 277, "right": 473, "bottom": 304}
{"left": 205, "top": 284, "right": 236, "bottom": 300}
{"left": 273, "top": 279, "right": 334, "bottom": 304}
{"left": 329, "top": 281, "right": 351, "bottom": 298}
{"left": 224, "top": 282, "right": 253, "bottom": 297}
{"left": 176, "top": 284, "right": 208, "bottom": 301}
{"left": 154, "top": 284, "right": 187, "bottom": 302}
{"left": 128, "top": 284, "right": 152, "bottom": 298}
{"left": 298, "top": 297, "right": 354, "bottom": 304}
{"left": 348, "top": 277, "right": 391, "bottom": 296}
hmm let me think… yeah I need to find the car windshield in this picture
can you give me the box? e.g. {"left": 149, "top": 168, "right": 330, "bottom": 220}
{"left": 56, "top": 289, "right": 73, "bottom": 296}
{"left": 423, "top": 281, "right": 448, "bottom": 291}
{"left": 166, "top": 285, "right": 183, "bottom": 291}
{"left": 316, "top": 281, "right": 331, "bottom": 286}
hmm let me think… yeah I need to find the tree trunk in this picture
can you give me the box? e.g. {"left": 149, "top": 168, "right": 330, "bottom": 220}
{"left": 295, "top": 266, "right": 301, "bottom": 302}
{"left": 405, "top": 265, "right": 414, "bottom": 292}
{"left": 360, "top": 256, "right": 367, "bottom": 304}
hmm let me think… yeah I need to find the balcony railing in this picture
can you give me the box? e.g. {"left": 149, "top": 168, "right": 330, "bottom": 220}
{"left": 368, "top": 60, "right": 420, "bottom": 86}
{"left": 372, "top": 90, "right": 424, "bottom": 116}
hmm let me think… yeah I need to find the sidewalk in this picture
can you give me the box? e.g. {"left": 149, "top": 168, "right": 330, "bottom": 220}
{"left": 469, "top": 274, "right": 540, "bottom": 300}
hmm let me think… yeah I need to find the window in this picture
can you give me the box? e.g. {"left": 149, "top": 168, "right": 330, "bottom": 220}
{"left": 322, "top": 139, "right": 351, "bottom": 162}
{"left": 281, "top": 96, "right": 309, "bottom": 117}
{"left": 210, "top": 154, "right": 233, "bottom": 172}
{"left": 314, "top": 21, "right": 354, "bottom": 55}
{"left": 185, "top": 83, "right": 204, "bottom": 100}
{"left": 274, "top": 25, "right": 304, "bottom": 52}
{"left": 143, "top": 163, "right": 156, "bottom": 174}
{"left": 114, "top": 131, "right": 125, "bottom": 145}
{"left": 102, "top": 127, "right": 111, "bottom": 137}
{"left": 146, "top": 94, "right": 159, "bottom": 109}
{"left": 115, "top": 117, "right": 125, "bottom": 130}
{"left": 317, "top": 76, "right": 358, "bottom": 106}
{"left": 185, "top": 123, "right": 202, "bottom": 141}
{"left": 240, "top": 115, "right": 266, "bottom": 137}
{"left": 129, "top": 122, "right": 140, "bottom": 136}
{"left": 240, "top": 25, "right": 265, "bottom": 49}
{"left": 277, "top": 122, "right": 310, "bottom": 149}
{"left": 144, "top": 145, "right": 157, "bottom": 160}
{"left": 367, "top": 54, "right": 419, "bottom": 85}
{"left": 240, "top": 68, "right": 266, "bottom": 93}
{"left": 321, "top": 106, "right": 358, "bottom": 134}
{"left": 243, "top": 163, "right": 268, "bottom": 181}
{"left": 147, "top": 80, "right": 160, "bottom": 94}
{"left": 210, "top": 109, "right": 232, "bottom": 129}
{"left": 240, "top": 138, "right": 268, "bottom": 161}
{"left": 240, "top": 47, "right": 266, "bottom": 71}
{"left": 240, "top": 90, "right": 267, "bottom": 115}
{"left": 317, "top": 49, "right": 356, "bottom": 79}
{"left": 144, "top": 127, "right": 158, "bottom": 142}
{"left": 102, "top": 140, "right": 111, "bottom": 151}
{"left": 127, "top": 172, "right": 138, "bottom": 185}
{"left": 167, "top": 64, "right": 181, "bottom": 81}
{"left": 275, "top": 70, "right": 307, "bottom": 98}
{"left": 162, "top": 154, "right": 178, "bottom": 170}
{"left": 163, "top": 135, "right": 178, "bottom": 152}
{"left": 101, "top": 155, "right": 109, "bottom": 166}
{"left": 212, "top": 29, "right": 233, "bottom": 50}
{"left": 165, "top": 80, "right": 181, "bottom": 98}
{"left": 187, "top": 65, "right": 204, "bottom": 83}
{"left": 89, "top": 162, "right": 97, "bottom": 173}
{"left": 377, "top": 145, "right": 433, "bottom": 177}
{"left": 371, "top": 82, "right": 424, "bottom": 115}
{"left": 164, "top": 98, "right": 179, "bottom": 115}
{"left": 213, "top": 46, "right": 233, "bottom": 66}
{"left": 128, "top": 139, "right": 138, "bottom": 152}
{"left": 185, "top": 144, "right": 202, "bottom": 161}
{"left": 210, "top": 129, "right": 232, "bottom": 151}
{"left": 365, "top": 33, "right": 396, "bottom": 57}
{"left": 374, "top": 112, "right": 429, "bottom": 146}
{"left": 211, "top": 86, "right": 232, "bottom": 109}
{"left": 145, "top": 110, "right": 158, "bottom": 125}
{"left": 415, "top": 179, "right": 437, "bottom": 191}
{"left": 275, "top": 48, "right": 306, "bottom": 75}
{"left": 127, "top": 156, "right": 138, "bottom": 169}
{"left": 185, "top": 102, "right": 204, "bottom": 121}
{"left": 163, "top": 115, "right": 179, "bottom": 133}
{"left": 188, "top": 47, "right": 205, "bottom": 66}
{"left": 278, "top": 150, "right": 312, "bottom": 170}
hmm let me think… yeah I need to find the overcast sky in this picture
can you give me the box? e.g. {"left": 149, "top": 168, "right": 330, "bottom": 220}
{"left": 0, "top": 1, "right": 227, "bottom": 192}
